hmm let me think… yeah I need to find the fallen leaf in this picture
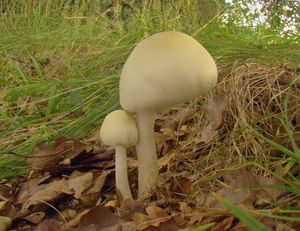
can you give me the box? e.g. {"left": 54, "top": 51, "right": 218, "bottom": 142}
{"left": 158, "top": 152, "right": 178, "bottom": 170}
{"left": 68, "top": 171, "right": 93, "bottom": 199}
{"left": 143, "top": 218, "right": 181, "bottom": 231}
{"left": 173, "top": 107, "right": 197, "bottom": 129}
{"left": 35, "top": 219, "right": 62, "bottom": 231}
{"left": 63, "top": 208, "right": 90, "bottom": 229}
{"left": 256, "top": 175, "right": 282, "bottom": 202}
{"left": 77, "top": 205, "right": 123, "bottom": 231}
{"left": 156, "top": 133, "right": 170, "bottom": 156}
{"left": 206, "top": 95, "right": 227, "bottom": 129}
{"left": 132, "top": 212, "right": 151, "bottom": 225}
{"left": 178, "top": 202, "right": 192, "bottom": 213}
{"left": 161, "top": 127, "right": 177, "bottom": 141}
{"left": 129, "top": 205, "right": 185, "bottom": 231}
{"left": 160, "top": 107, "right": 197, "bottom": 131}
{"left": 27, "top": 137, "right": 92, "bottom": 172}
{"left": 21, "top": 179, "right": 72, "bottom": 213}
{"left": 195, "top": 95, "right": 227, "bottom": 144}
{"left": 0, "top": 201, "right": 7, "bottom": 212}
{"left": 0, "top": 183, "right": 14, "bottom": 202}
{"left": 230, "top": 222, "right": 249, "bottom": 231}
{"left": 79, "top": 170, "right": 110, "bottom": 206}
{"left": 120, "top": 198, "right": 146, "bottom": 220}
{"left": 211, "top": 216, "right": 234, "bottom": 231}
{"left": 172, "top": 214, "right": 187, "bottom": 227}
{"left": 205, "top": 168, "right": 284, "bottom": 209}
{"left": 17, "top": 174, "right": 51, "bottom": 204}
{"left": 0, "top": 216, "right": 12, "bottom": 231}
{"left": 23, "top": 211, "right": 45, "bottom": 224}
{"left": 60, "top": 209, "right": 77, "bottom": 222}
{"left": 169, "top": 176, "right": 193, "bottom": 196}
{"left": 195, "top": 123, "right": 218, "bottom": 144}
{"left": 146, "top": 205, "right": 168, "bottom": 219}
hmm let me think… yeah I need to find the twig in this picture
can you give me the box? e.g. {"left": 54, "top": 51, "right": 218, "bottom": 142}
{"left": 40, "top": 200, "right": 67, "bottom": 224}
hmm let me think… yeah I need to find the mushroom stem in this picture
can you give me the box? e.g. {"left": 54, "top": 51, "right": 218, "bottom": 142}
{"left": 115, "top": 146, "right": 132, "bottom": 199}
{"left": 136, "top": 111, "right": 158, "bottom": 198}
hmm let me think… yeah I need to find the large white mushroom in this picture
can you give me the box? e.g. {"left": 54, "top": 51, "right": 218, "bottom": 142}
{"left": 100, "top": 110, "right": 138, "bottom": 200}
{"left": 119, "top": 31, "right": 218, "bottom": 198}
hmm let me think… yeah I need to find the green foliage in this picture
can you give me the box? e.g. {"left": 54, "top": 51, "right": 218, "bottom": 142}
{"left": 214, "top": 193, "right": 272, "bottom": 231}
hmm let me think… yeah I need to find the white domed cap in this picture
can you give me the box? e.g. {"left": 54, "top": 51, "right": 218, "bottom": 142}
{"left": 100, "top": 110, "right": 138, "bottom": 147}
{"left": 120, "top": 31, "right": 218, "bottom": 113}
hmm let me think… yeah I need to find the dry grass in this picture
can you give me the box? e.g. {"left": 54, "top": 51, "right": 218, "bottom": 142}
{"left": 155, "top": 60, "right": 300, "bottom": 198}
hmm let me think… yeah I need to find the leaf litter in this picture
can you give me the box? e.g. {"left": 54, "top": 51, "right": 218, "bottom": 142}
{"left": 1, "top": 61, "right": 300, "bottom": 230}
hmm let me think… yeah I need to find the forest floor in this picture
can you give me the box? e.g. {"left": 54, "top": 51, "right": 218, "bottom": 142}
{"left": 1, "top": 1, "right": 300, "bottom": 230}
{"left": 1, "top": 61, "right": 300, "bottom": 230}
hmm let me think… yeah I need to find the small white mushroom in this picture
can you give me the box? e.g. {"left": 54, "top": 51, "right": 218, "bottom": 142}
{"left": 100, "top": 110, "right": 138, "bottom": 200}
{"left": 119, "top": 31, "right": 218, "bottom": 198}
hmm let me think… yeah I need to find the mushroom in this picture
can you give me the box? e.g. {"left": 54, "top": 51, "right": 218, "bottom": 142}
{"left": 100, "top": 110, "right": 138, "bottom": 200}
{"left": 119, "top": 31, "right": 218, "bottom": 198}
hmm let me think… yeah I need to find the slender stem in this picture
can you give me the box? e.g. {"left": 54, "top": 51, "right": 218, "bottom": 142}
{"left": 136, "top": 111, "right": 158, "bottom": 198}
{"left": 115, "top": 146, "right": 132, "bottom": 200}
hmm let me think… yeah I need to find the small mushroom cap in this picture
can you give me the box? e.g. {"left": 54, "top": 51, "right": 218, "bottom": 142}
{"left": 120, "top": 31, "right": 218, "bottom": 113}
{"left": 100, "top": 110, "right": 138, "bottom": 147}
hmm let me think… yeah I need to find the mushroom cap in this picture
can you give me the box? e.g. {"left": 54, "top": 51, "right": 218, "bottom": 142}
{"left": 120, "top": 31, "right": 218, "bottom": 113}
{"left": 100, "top": 110, "right": 138, "bottom": 147}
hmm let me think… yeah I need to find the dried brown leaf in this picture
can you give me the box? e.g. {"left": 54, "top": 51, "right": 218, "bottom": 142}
{"left": 23, "top": 211, "right": 45, "bottom": 224}
{"left": 27, "top": 137, "right": 91, "bottom": 172}
{"left": 35, "top": 219, "right": 62, "bottom": 231}
{"left": 21, "top": 179, "right": 72, "bottom": 213}
{"left": 156, "top": 133, "right": 170, "bottom": 156}
{"left": 132, "top": 212, "right": 151, "bottom": 225}
{"left": 158, "top": 152, "right": 178, "bottom": 170}
{"left": 173, "top": 108, "right": 197, "bottom": 129}
{"left": 195, "top": 123, "right": 218, "bottom": 144}
{"left": 178, "top": 202, "right": 192, "bottom": 213}
{"left": 17, "top": 174, "right": 51, "bottom": 203}
{"left": 0, "top": 216, "right": 12, "bottom": 231}
{"left": 77, "top": 205, "right": 123, "bottom": 231}
{"left": 206, "top": 95, "right": 227, "bottom": 129}
{"left": 60, "top": 209, "right": 77, "bottom": 222}
{"left": 211, "top": 216, "right": 234, "bottom": 231}
{"left": 195, "top": 95, "right": 227, "bottom": 144}
{"left": 206, "top": 168, "right": 284, "bottom": 209}
{"left": 206, "top": 187, "right": 252, "bottom": 209}
{"left": 0, "top": 201, "right": 7, "bottom": 212}
{"left": 68, "top": 171, "right": 93, "bottom": 199}
{"left": 0, "top": 183, "right": 15, "bottom": 202}
{"left": 63, "top": 208, "right": 90, "bottom": 229}
{"left": 168, "top": 176, "right": 193, "bottom": 196}
{"left": 145, "top": 205, "right": 168, "bottom": 219}
{"left": 120, "top": 198, "right": 146, "bottom": 220}
{"left": 105, "top": 200, "right": 118, "bottom": 210}
{"left": 79, "top": 170, "right": 110, "bottom": 206}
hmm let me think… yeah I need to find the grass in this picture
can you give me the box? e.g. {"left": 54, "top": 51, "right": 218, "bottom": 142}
{"left": 1, "top": 0, "right": 300, "bottom": 228}
{"left": 214, "top": 193, "right": 272, "bottom": 231}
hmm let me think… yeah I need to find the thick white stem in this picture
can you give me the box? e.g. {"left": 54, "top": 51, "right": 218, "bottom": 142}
{"left": 115, "top": 146, "right": 132, "bottom": 200}
{"left": 136, "top": 111, "right": 158, "bottom": 198}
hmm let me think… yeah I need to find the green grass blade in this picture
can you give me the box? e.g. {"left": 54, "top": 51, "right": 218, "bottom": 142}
{"left": 247, "top": 124, "right": 300, "bottom": 162}
{"left": 191, "top": 222, "right": 215, "bottom": 231}
{"left": 213, "top": 193, "right": 272, "bottom": 231}
{"left": 4, "top": 83, "right": 51, "bottom": 101}
{"left": 10, "top": 59, "right": 29, "bottom": 84}
{"left": 45, "top": 84, "right": 62, "bottom": 118}
{"left": 28, "top": 53, "right": 45, "bottom": 81}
